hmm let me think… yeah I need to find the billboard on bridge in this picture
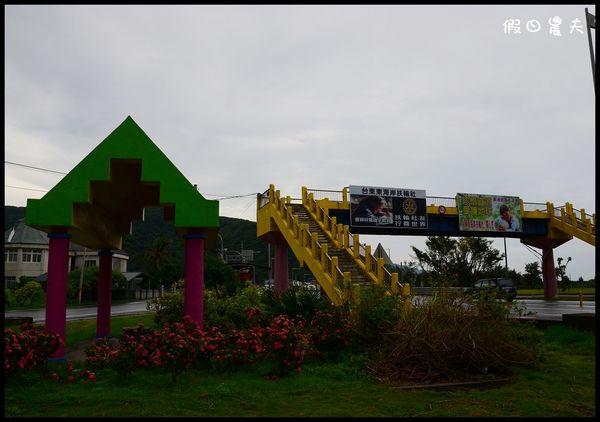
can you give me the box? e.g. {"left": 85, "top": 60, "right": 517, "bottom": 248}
{"left": 349, "top": 185, "right": 428, "bottom": 229}
{"left": 457, "top": 193, "right": 522, "bottom": 232}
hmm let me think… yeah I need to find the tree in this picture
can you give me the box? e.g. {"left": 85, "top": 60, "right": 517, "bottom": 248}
{"left": 67, "top": 267, "right": 127, "bottom": 302}
{"left": 411, "top": 236, "right": 504, "bottom": 286}
{"left": 556, "top": 256, "right": 572, "bottom": 292}
{"left": 204, "top": 255, "right": 237, "bottom": 298}
{"left": 523, "top": 261, "right": 543, "bottom": 289}
{"left": 142, "top": 238, "right": 175, "bottom": 297}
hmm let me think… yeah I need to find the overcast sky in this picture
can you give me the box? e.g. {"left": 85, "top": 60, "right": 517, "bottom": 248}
{"left": 4, "top": 5, "right": 596, "bottom": 280}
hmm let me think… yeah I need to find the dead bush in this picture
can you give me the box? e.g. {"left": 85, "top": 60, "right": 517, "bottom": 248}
{"left": 366, "top": 291, "right": 542, "bottom": 384}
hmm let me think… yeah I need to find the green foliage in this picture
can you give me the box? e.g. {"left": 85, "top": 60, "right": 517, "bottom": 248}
{"left": 204, "top": 285, "right": 267, "bottom": 330}
{"left": 147, "top": 292, "right": 185, "bottom": 326}
{"left": 522, "top": 261, "right": 543, "bottom": 288}
{"left": 13, "top": 281, "right": 45, "bottom": 307}
{"left": 204, "top": 255, "right": 238, "bottom": 297}
{"left": 411, "top": 236, "right": 504, "bottom": 286}
{"left": 4, "top": 289, "right": 16, "bottom": 307}
{"left": 259, "top": 285, "right": 331, "bottom": 321}
{"left": 148, "top": 284, "right": 267, "bottom": 329}
{"left": 67, "top": 268, "right": 127, "bottom": 302}
{"left": 348, "top": 285, "right": 404, "bottom": 346}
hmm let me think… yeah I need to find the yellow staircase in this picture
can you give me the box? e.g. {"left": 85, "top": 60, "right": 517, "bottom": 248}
{"left": 546, "top": 203, "right": 595, "bottom": 246}
{"left": 257, "top": 185, "right": 406, "bottom": 305}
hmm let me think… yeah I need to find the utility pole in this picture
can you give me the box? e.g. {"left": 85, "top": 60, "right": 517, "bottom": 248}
{"left": 503, "top": 238, "right": 509, "bottom": 277}
{"left": 585, "top": 8, "right": 596, "bottom": 95}
{"left": 217, "top": 233, "right": 225, "bottom": 262}
{"left": 78, "top": 248, "right": 87, "bottom": 304}
{"left": 267, "top": 243, "right": 271, "bottom": 282}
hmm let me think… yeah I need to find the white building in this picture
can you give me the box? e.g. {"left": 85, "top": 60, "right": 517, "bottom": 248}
{"left": 4, "top": 219, "right": 128, "bottom": 289}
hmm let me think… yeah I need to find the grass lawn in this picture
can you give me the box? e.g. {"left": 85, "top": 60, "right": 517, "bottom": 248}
{"left": 518, "top": 287, "right": 595, "bottom": 297}
{"left": 4, "top": 316, "right": 595, "bottom": 417}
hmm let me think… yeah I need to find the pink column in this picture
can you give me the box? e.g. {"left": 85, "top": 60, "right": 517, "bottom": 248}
{"left": 273, "top": 236, "right": 289, "bottom": 295}
{"left": 96, "top": 249, "right": 113, "bottom": 338}
{"left": 45, "top": 232, "right": 71, "bottom": 360}
{"left": 542, "top": 245, "right": 558, "bottom": 299}
{"left": 184, "top": 234, "right": 205, "bottom": 329}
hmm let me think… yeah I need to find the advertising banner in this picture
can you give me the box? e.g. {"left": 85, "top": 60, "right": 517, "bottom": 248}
{"left": 457, "top": 193, "right": 522, "bottom": 232}
{"left": 349, "top": 185, "right": 428, "bottom": 229}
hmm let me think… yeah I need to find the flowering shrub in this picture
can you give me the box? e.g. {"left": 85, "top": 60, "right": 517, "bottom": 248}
{"left": 262, "top": 314, "right": 310, "bottom": 376}
{"left": 47, "top": 361, "right": 96, "bottom": 383}
{"left": 84, "top": 307, "right": 347, "bottom": 381}
{"left": 223, "top": 325, "right": 265, "bottom": 367}
{"left": 5, "top": 323, "right": 62, "bottom": 376}
{"left": 308, "top": 307, "right": 353, "bottom": 360}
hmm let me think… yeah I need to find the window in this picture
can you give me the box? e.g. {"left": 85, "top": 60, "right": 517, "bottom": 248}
{"left": 113, "top": 259, "right": 120, "bottom": 270}
{"left": 84, "top": 259, "right": 97, "bottom": 268}
{"left": 4, "top": 249, "right": 18, "bottom": 263}
{"left": 22, "top": 249, "right": 42, "bottom": 263}
{"left": 6, "top": 276, "right": 17, "bottom": 289}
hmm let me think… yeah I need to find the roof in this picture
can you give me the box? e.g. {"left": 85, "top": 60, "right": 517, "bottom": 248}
{"left": 122, "top": 271, "right": 151, "bottom": 281}
{"left": 25, "top": 116, "right": 219, "bottom": 250}
{"left": 4, "top": 219, "right": 128, "bottom": 256}
{"left": 5, "top": 219, "right": 49, "bottom": 245}
{"left": 373, "top": 243, "right": 394, "bottom": 266}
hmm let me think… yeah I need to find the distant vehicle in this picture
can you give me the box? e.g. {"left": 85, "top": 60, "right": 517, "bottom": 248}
{"left": 464, "top": 278, "right": 517, "bottom": 302}
{"left": 262, "top": 279, "right": 321, "bottom": 297}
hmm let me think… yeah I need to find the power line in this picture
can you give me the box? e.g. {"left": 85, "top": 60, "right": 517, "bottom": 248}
{"left": 5, "top": 160, "right": 259, "bottom": 200}
{"left": 5, "top": 185, "right": 49, "bottom": 193}
{"left": 5, "top": 161, "right": 67, "bottom": 175}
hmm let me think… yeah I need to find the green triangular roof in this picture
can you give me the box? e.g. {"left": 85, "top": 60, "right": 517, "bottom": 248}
{"left": 26, "top": 116, "right": 219, "bottom": 249}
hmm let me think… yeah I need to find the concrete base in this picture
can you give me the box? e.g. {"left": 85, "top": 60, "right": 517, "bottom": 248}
{"left": 562, "top": 313, "right": 595, "bottom": 332}
{"left": 5, "top": 316, "right": 34, "bottom": 327}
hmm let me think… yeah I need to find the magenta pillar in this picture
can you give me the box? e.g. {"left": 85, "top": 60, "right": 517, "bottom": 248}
{"left": 45, "top": 232, "right": 71, "bottom": 360}
{"left": 542, "top": 246, "right": 558, "bottom": 299}
{"left": 273, "top": 235, "right": 289, "bottom": 295}
{"left": 184, "top": 234, "right": 205, "bottom": 329}
{"left": 96, "top": 249, "right": 113, "bottom": 338}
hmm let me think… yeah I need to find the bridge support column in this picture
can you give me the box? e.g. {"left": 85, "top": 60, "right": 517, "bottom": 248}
{"left": 522, "top": 237, "right": 565, "bottom": 300}
{"left": 45, "top": 231, "right": 71, "bottom": 360}
{"left": 96, "top": 249, "right": 113, "bottom": 338}
{"left": 541, "top": 244, "right": 558, "bottom": 300}
{"left": 184, "top": 234, "right": 206, "bottom": 329}
{"left": 274, "top": 235, "right": 289, "bottom": 295}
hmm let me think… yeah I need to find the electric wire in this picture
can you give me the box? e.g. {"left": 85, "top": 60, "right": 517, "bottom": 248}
{"left": 5, "top": 160, "right": 258, "bottom": 200}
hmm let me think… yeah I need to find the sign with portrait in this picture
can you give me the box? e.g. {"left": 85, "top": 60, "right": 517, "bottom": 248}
{"left": 457, "top": 193, "right": 522, "bottom": 232}
{"left": 349, "top": 185, "right": 428, "bottom": 229}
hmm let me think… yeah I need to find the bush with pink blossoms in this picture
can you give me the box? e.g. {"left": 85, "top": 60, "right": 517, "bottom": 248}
{"left": 308, "top": 307, "right": 353, "bottom": 361}
{"left": 46, "top": 360, "right": 96, "bottom": 383}
{"left": 262, "top": 314, "right": 310, "bottom": 377}
{"left": 5, "top": 323, "right": 62, "bottom": 377}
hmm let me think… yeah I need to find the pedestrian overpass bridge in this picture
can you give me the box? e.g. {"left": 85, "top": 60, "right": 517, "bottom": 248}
{"left": 257, "top": 185, "right": 595, "bottom": 304}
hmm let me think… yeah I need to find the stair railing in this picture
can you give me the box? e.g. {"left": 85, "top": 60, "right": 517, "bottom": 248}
{"left": 301, "top": 187, "right": 401, "bottom": 293}
{"left": 550, "top": 202, "right": 595, "bottom": 236}
{"left": 278, "top": 199, "right": 347, "bottom": 290}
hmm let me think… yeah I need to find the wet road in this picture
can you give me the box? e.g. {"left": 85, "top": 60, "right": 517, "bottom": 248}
{"left": 515, "top": 299, "right": 595, "bottom": 321}
{"left": 4, "top": 298, "right": 595, "bottom": 323}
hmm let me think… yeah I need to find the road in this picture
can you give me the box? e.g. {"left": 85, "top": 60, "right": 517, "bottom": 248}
{"left": 5, "top": 300, "right": 153, "bottom": 323}
{"left": 4, "top": 298, "right": 595, "bottom": 323}
{"left": 515, "top": 299, "right": 595, "bottom": 322}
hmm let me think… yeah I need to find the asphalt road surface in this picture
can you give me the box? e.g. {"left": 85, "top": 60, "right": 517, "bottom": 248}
{"left": 4, "top": 298, "right": 595, "bottom": 323}
{"left": 5, "top": 300, "right": 153, "bottom": 323}
{"left": 515, "top": 299, "right": 595, "bottom": 322}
